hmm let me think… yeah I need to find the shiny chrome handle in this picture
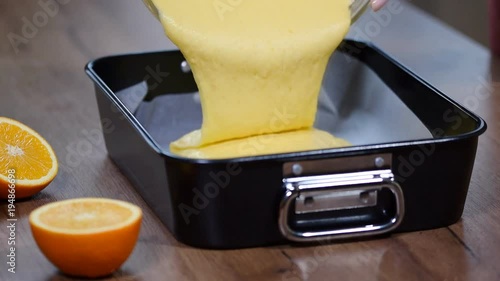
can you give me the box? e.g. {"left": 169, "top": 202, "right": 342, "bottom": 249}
{"left": 279, "top": 169, "right": 405, "bottom": 242}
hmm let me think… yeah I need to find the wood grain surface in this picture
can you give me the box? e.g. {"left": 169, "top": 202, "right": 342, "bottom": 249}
{"left": 0, "top": 1, "right": 499, "bottom": 280}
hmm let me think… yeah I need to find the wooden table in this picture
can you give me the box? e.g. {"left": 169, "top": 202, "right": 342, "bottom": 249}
{"left": 1, "top": 1, "right": 499, "bottom": 280}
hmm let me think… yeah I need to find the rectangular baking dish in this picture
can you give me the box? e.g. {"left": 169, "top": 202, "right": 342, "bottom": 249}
{"left": 86, "top": 40, "right": 486, "bottom": 249}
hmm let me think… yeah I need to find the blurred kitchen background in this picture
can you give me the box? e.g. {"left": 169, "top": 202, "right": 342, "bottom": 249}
{"left": 411, "top": 0, "right": 488, "bottom": 46}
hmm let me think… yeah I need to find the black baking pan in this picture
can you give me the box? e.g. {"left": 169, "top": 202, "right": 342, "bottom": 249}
{"left": 85, "top": 40, "right": 487, "bottom": 249}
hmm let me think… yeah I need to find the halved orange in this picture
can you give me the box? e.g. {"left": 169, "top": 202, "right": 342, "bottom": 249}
{"left": 0, "top": 117, "right": 58, "bottom": 199}
{"left": 29, "top": 198, "right": 142, "bottom": 278}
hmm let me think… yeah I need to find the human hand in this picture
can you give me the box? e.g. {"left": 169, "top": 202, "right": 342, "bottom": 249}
{"left": 371, "top": 0, "right": 388, "bottom": 11}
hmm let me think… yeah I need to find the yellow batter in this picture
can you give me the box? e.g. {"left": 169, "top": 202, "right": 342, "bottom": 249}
{"left": 151, "top": 0, "right": 352, "bottom": 159}
{"left": 174, "top": 129, "right": 351, "bottom": 159}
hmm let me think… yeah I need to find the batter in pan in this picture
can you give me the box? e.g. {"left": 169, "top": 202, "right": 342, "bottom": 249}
{"left": 151, "top": 0, "right": 352, "bottom": 158}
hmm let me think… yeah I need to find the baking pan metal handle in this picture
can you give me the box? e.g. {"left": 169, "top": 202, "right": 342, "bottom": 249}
{"left": 279, "top": 170, "right": 405, "bottom": 242}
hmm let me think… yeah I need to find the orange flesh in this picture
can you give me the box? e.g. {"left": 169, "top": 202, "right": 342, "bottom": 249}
{"left": 0, "top": 122, "right": 53, "bottom": 180}
{"left": 39, "top": 202, "right": 133, "bottom": 230}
